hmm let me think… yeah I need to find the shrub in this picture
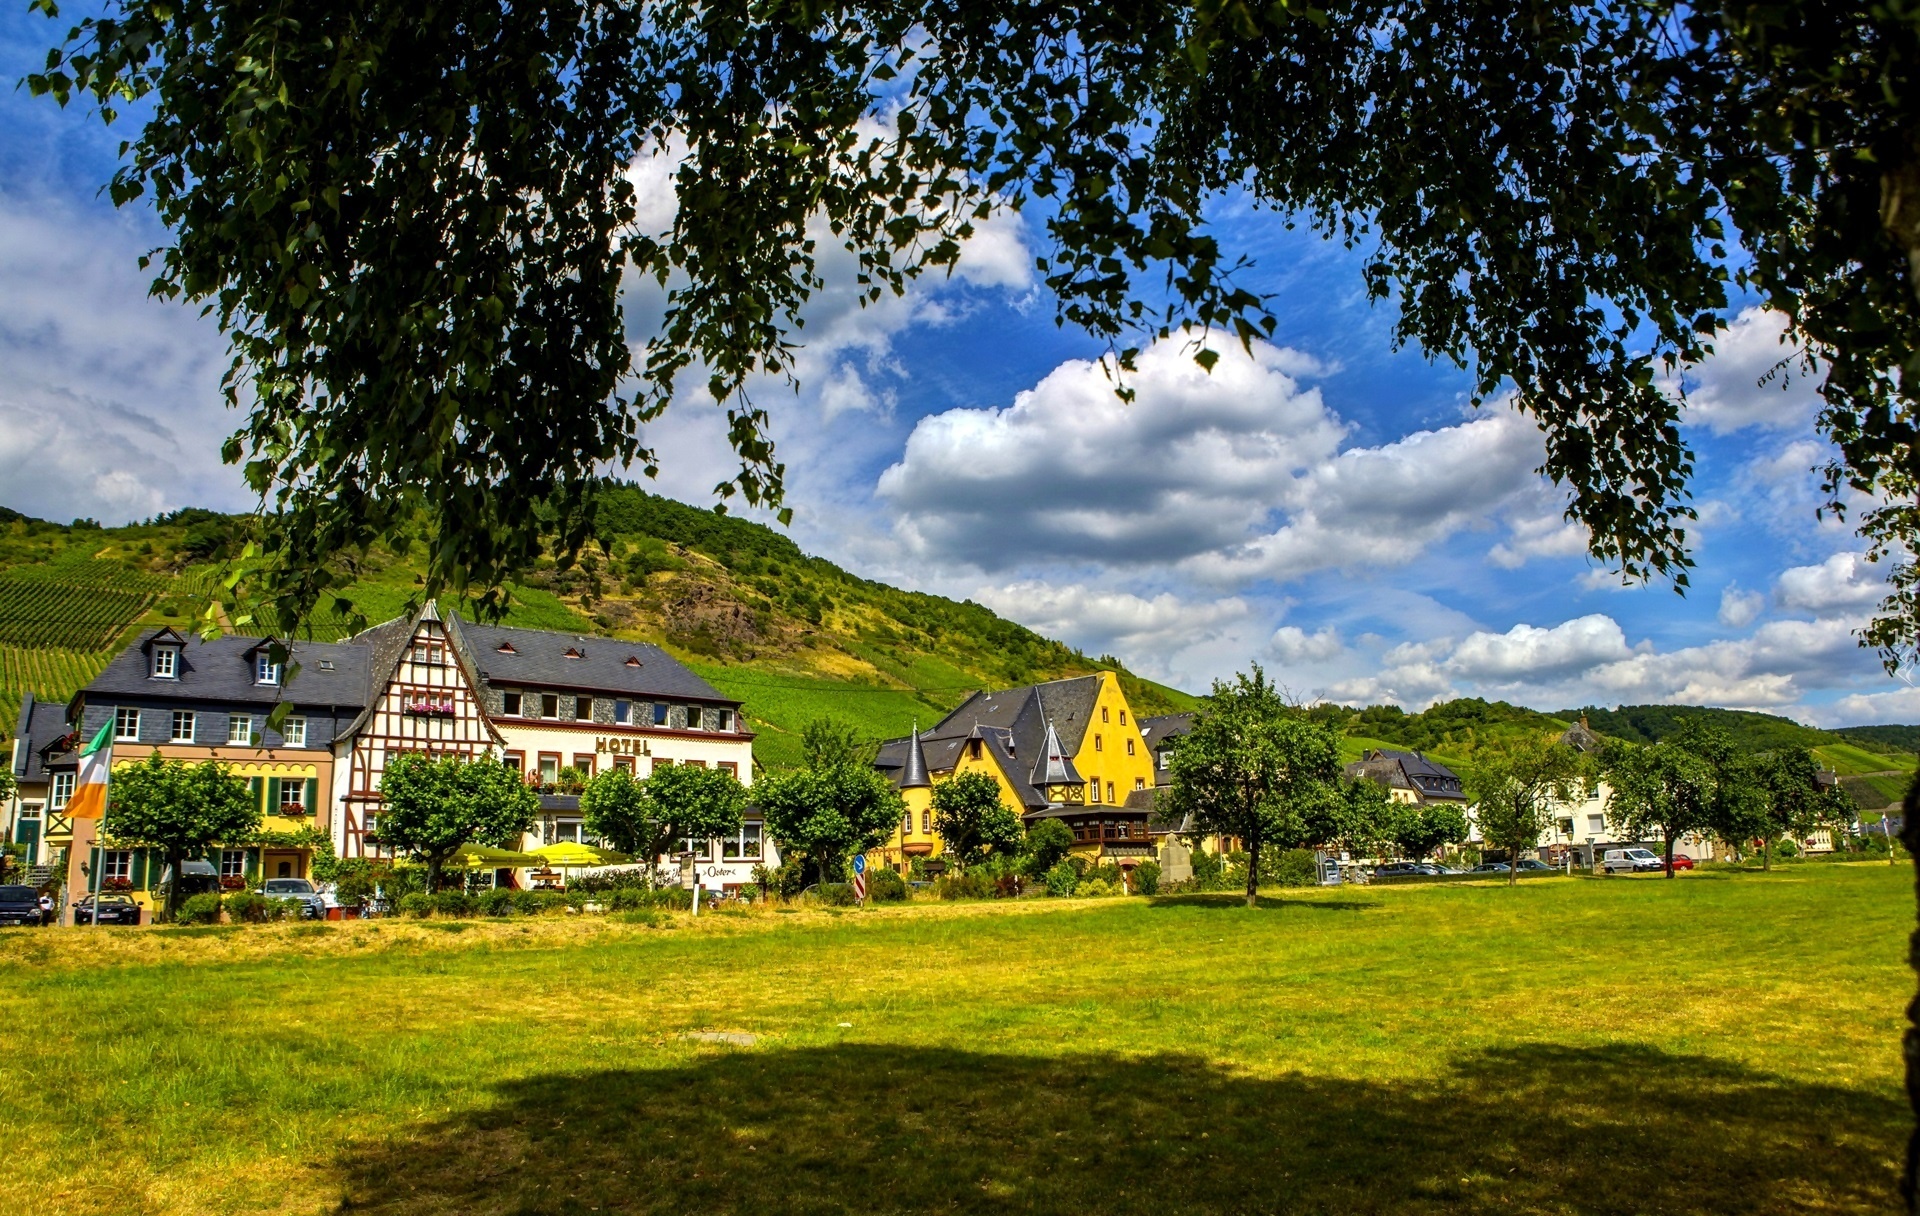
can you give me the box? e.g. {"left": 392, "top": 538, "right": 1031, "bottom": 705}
{"left": 935, "top": 872, "right": 990, "bottom": 900}
{"left": 175, "top": 893, "right": 223, "bottom": 925}
{"left": 811, "top": 882, "right": 858, "bottom": 906}
{"left": 767, "top": 860, "right": 808, "bottom": 900}
{"left": 1131, "top": 859, "right": 1162, "bottom": 896}
{"left": 608, "top": 888, "right": 645, "bottom": 911}
{"left": 332, "top": 860, "right": 381, "bottom": 909}
{"left": 398, "top": 892, "right": 435, "bottom": 919}
{"left": 1073, "top": 878, "right": 1118, "bottom": 897}
{"left": 224, "top": 892, "right": 268, "bottom": 924}
{"left": 480, "top": 888, "right": 515, "bottom": 917}
{"left": 1043, "top": 861, "right": 1078, "bottom": 898}
{"left": 1777, "top": 838, "right": 1800, "bottom": 859}
{"left": 1271, "top": 849, "right": 1320, "bottom": 888}
{"left": 1190, "top": 847, "right": 1227, "bottom": 891}
{"left": 1067, "top": 855, "right": 1091, "bottom": 878}
{"left": 1022, "top": 818, "right": 1075, "bottom": 875}
{"left": 433, "top": 891, "right": 475, "bottom": 917}
{"left": 867, "top": 867, "right": 909, "bottom": 903}
{"left": 266, "top": 897, "right": 307, "bottom": 921}
{"left": 611, "top": 907, "right": 665, "bottom": 926}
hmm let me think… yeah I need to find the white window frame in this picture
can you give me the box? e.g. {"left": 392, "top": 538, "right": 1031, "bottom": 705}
{"left": 50, "top": 772, "right": 75, "bottom": 809}
{"left": 722, "top": 822, "right": 762, "bottom": 861}
{"left": 114, "top": 707, "right": 141, "bottom": 741}
{"left": 279, "top": 782, "right": 306, "bottom": 814}
{"left": 717, "top": 708, "right": 734, "bottom": 732}
{"left": 151, "top": 646, "right": 178, "bottom": 679}
{"left": 254, "top": 653, "right": 281, "bottom": 685}
{"left": 220, "top": 848, "right": 248, "bottom": 879}
{"left": 170, "top": 710, "right": 196, "bottom": 743}
{"left": 228, "top": 716, "right": 254, "bottom": 745}
{"left": 102, "top": 850, "right": 132, "bottom": 883}
{"left": 686, "top": 707, "right": 705, "bottom": 732}
{"left": 281, "top": 717, "right": 307, "bottom": 747}
{"left": 1089, "top": 779, "right": 1102, "bottom": 804}
{"left": 502, "top": 691, "right": 523, "bottom": 716}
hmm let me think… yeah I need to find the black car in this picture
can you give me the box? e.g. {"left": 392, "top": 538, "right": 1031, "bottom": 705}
{"left": 72, "top": 893, "right": 142, "bottom": 926}
{"left": 0, "top": 885, "right": 42, "bottom": 927}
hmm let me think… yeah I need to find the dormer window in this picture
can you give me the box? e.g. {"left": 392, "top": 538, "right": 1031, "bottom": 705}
{"left": 151, "top": 646, "right": 178, "bottom": 679}
{"left": 564, "top": 647, "right": 585, "bottom": 660}
{"left": 254, "top": 653, "right": 281, "bottom": 685}
{"left": 497, "top": 641, "right": 517, "bottom": 654}
{"left": 624, "top": 655, "right": 641, "bottom": 668}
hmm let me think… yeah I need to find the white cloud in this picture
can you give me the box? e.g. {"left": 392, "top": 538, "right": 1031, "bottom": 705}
{"left": 0, "top": 194, "right": 246, "bottom": 523}
{"left": 1718, "top": 585, "right": 1764, "bottom": 628}
{"left": 1185, "top": 407, "right": 1550, "bottom": 584}
{"left": 1775, "top": 552, "right": 1887, "bottom": 613}
{"left": 1487, "top": 500, "right": 1589, "bottom": 569}
{"left": 973, "top": 581, "right": 1252, "bottom": 658}
{"left": 879, "top": 336, "right": 1348, "bottom": 569}
{"left": 1445, "top": 615, "right": 1636, "bottom": 682}
{"left": 1270, "top": 624, "right": 1344, "bottom": 664}
{"left": 1667, "top": 307, "right": 1821, "bottom": 435}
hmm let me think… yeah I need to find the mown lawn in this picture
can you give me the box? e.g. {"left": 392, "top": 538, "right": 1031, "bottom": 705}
{"left": 0, "top": 864, "right": 1909, "bottom": 1215}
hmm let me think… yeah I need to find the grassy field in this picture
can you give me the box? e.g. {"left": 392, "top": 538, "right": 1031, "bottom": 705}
{"left": 0, "top": 864, "right": 1908, "bottom": 1215}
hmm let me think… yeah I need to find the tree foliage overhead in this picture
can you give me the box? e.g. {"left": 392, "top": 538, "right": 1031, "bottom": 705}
{"left": 1466, "top": 736, "right": 1586, "bottom": 886}
{"left": 31, "top": 0, "right": 1920, "bottom": 662}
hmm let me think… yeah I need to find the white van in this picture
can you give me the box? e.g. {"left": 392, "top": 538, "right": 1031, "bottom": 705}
{"left": 1602, "top": 847, "right": 1665, "bottom": 874}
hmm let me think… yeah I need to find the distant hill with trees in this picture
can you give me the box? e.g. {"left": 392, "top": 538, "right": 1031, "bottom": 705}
{"left": 0, "top": 486, "right": 1198, "bottom": 769}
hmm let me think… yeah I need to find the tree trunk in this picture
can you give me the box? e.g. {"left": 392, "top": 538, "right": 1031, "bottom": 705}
{"left": 165, "top": 849, "right": 184, "bottom": 921}
{"left": 425, "top": 855, "right": 443, "bottom": 896}
{"left": 1762, "top": 837, "right": 1771, "bottom": 873}
{"left": 1898, "top": 776, "right": 1920, "bottom": 1213}
{"left": 1246, "top": 836, "right": 1260, "bottom": 908}
{"left": 1664, "top": 833, "right": 1676, "bottom": 878}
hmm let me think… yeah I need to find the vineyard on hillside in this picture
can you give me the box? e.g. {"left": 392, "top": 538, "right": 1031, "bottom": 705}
{"left": 0, "top": 579, "right": 155, "bottom": 651}
{"left": 0, "top": 645, "right": 115, "bottom": 739}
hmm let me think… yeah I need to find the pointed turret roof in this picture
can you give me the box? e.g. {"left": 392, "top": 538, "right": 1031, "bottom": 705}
{"left": 1030, "top": 719, "right": 1084, "bottom": 790}
{"left": 899, "top": 726, "right": 931, "bottom": 790}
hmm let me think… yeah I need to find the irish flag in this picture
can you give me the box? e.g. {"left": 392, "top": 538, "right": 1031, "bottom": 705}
{"left": 66, "top": 720, "right": 113, "bottom": 820}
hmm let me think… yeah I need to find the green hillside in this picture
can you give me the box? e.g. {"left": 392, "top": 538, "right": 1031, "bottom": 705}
{"left": 0, "top": 489, "right": 1200, "bottom": 768}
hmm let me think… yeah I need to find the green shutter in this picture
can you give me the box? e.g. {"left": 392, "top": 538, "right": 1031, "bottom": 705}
{"left": 267, "top": 778, "right": 281, "bottom": 818}
{"left": 132, "top": 850, "right": 148, "bottom": 888}
{"left": 249, "top": 777, "right": 264, "bottom": 814}
{"left": 304, "top": 778, "right": 318, "bottom": 818}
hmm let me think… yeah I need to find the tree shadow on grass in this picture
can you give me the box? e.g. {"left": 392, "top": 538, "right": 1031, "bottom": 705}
{"left": 1146, "top": 891, "right": 1380, "bottom": 911}
{"left": 329, "top": 1044, "right": 1899, "bottom": 1215}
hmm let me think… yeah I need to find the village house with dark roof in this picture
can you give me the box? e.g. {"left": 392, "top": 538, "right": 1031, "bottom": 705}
{"left": 870, "top": 672, "right": 1159, "bottom": 874}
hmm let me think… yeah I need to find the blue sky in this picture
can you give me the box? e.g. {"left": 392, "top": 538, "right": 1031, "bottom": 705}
{"left": 0, "top": 7, "right": 1910, "bottom": 725}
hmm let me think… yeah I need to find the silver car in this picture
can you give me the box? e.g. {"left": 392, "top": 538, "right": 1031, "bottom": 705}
{"left": 259, "top": 877, "right": 325, "bottom": 918}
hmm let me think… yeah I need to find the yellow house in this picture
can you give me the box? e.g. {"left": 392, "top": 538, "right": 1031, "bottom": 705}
{"left": 870, "top": 672, "right": 1159, "bottom": 873}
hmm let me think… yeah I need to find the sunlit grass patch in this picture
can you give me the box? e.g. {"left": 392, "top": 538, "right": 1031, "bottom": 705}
{"left": 0, "top": 865, "right": 1907, "bottom": 1214}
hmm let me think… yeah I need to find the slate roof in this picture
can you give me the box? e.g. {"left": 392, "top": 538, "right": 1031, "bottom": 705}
{"left": 1138, "top": 712, "right": 1194, "bottom": 786}
{"left": 1560, "top": 718, "right": 1603, "bottom": 754}
{"left": 897, "top": 728, "right": 931, "bottom": 790}
{"left": 84, "top": 628, "right": 370, "bottom": 708}
{"left": 1343, "top": 748, "right": 1467, "bottom": 802}
{"left": 450, "top": 613, "right": 733, "bottom": 703}
{"left": 11, "top": 693, "right": 77, "bottom": 782}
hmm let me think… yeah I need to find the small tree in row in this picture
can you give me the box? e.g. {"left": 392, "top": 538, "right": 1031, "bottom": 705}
{"left": 580, "top": 763, "right": 747, "bottom": 885}
{"left": 931, "top": 772, "right": 1024, "bottom": 868}
{"left": 376, "top": 753, "right": 539, "bottom": 894}
{"left": 1468, "top": 737, "right": 1587, "bottom": 887}
{"left": 107, "top": 750, "right": 259, "bottom": 918}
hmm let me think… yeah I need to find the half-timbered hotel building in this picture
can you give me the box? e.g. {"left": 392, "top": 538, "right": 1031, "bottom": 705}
{"left": 21, "top": 602, "right": 767, "bottom": 906}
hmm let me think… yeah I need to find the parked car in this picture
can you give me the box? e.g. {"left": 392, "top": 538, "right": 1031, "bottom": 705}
{"left": 0, "top": 885, "right": 43, "bottom": 927}
{"left": 258, "top": 877, "right": 325, "bottom": 919}
{"left": 1668, "top": 854, "right": 1696, "bottom": 871}
{"left": 1515, "top": 858, "right": 1555, "bottom": 873}
{"left": 1373, "top": 861, "right": 1438, "bottom": 878}
{"left": 1470, "top": 861, "right": 1510, "bottom": 874}
{"left": 156, "top": 858, "right": 223, "bottom": 904}
{"left": 72, "top": 892, "right": 142, "bottom": 926}
{"left": 1602, "top": 847, "right": 1666, "bottom": 874}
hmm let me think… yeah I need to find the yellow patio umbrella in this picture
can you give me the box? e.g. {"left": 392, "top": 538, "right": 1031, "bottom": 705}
{"left": 448, "top": 844, "right": 544, "bottom": 869}
{"left": 531, "top": 841, "right": 633, "bottom": 869}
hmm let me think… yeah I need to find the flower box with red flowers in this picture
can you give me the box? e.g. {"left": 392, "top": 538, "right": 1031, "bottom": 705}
{"left": 403, "top": 699, "right": 457, "bottom": 718}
